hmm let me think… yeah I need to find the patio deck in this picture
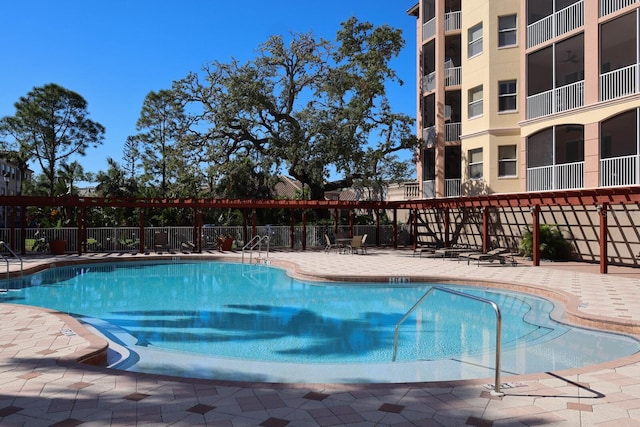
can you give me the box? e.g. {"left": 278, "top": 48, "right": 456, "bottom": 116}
{"left": 1, "top": 249, "right": 640, "bottom": 426}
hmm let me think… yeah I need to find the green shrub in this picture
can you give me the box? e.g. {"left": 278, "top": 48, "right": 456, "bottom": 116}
{"left": 519, "top": 224, "right": 572, "bottom": 260}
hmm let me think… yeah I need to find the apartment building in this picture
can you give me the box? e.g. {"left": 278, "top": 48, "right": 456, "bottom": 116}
{"left": 409, "top": 0, "right": 640, "bottom": 198}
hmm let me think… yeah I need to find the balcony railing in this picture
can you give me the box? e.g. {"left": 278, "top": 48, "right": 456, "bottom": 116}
{"left": 444, "top": 11, "right": 461, "bottom": 32}
{"left": 526, "top": 80, "right": 584, "bottom": 119}
{"left": 601, "top": 155, "right": 638, "bottom": 187}
{"left": 423, "top": 180, "right": 435, "bottom": 198}
{"left": 422, "top": 126, "right": 436, "bottom": 146}
{"left": 445, "top": 179, "right": 461, "bottom": 197}
{"left": 445, "top": 66, "right": 462, "bottom": 87}
{"left": 423, "top": 17, "right": 436, "bottom": 41}
{"left": 600, "top": 64, "right": 638, "bottom": 101}
{"left": 527, "top": 161, "right": 584, "bottom": 191}
{"left": 423, "top": 71, "right": 436, "bottom": 93}
{"left": 403, "top": 182, "right": 421, "bottom": 199}
{"left": 527, "top": 0, "right": 584, "bottom": 48}
{"left": 445, "top": 122, "right": 461, "bottom": 142}
{"left": 601, "top": 0, "right": 638, "bottom": 16}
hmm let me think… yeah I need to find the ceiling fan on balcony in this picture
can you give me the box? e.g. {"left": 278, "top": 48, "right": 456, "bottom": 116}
{"left": 561, "top": 49, "right": 579, "bottom": 64}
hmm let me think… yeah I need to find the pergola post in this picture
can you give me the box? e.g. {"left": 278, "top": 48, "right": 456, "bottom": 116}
{"left": 392, "top": 208, "right": 397, "bottom": 248}
{"left": 302, "top": 211, "right": 307, "bottom": 251}
{"left": 599, "top": 203, "right": 608, "bottom": 274}
{"left": 531, "top": 205, "right": 540, "bottom": 266}
{"left": 289, "top": 209, "right": 295, "bottom": 249}
{"left": 139, "top": 209, "right": 145, "bottom": 254}
{"left": 243, "top": 209, "right": 248, "bottom": 244}
{"left": 482, "top": 206, "right": 490, "bottom": 252}
{"left": 444, "top": 207, "right": 450, "bottom": 247}
{"left": 251, "top": 209, "right": 257, "bottom": 238}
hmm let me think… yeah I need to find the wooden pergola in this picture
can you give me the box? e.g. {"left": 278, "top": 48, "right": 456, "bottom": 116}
{"left": 3, "top": 185, "right": 640, "bottom": 274}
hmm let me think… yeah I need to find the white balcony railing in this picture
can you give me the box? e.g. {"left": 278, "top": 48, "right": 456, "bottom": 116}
{"left": 444, "top": 11, "right": 461, "bottom": 32}
{"left": 526, "top": 80, "right": 584, "bottom": 119}
{"left": 445, "top": 122, "right": 461, "bottom": 142}
{"left": 403, "top": 182, "right": 421, "bottom": 199}
{"left": 423, "top": 71, "right": 436, "bottom": 93}
{"left": 423, "top": 180, "right": 435, "bottom": 198}
{"left": 600, "top": 64, "right": 638, "bottom": 101}
{"left": 600, "top": 155, "right": 638, "bottom": 187}
{"left": 527, "top": 0, "right": 584, "bottom": 48}
{"left": 527, "top": 161, "right": 584, "bottom": 191}
{"left": 601, "top": 0, "right": 638, "bottom": 16}
{"left": 445, "top": 179, "right": 461, "bottom": 197}
{"left": 423, "top": 17, "right": 436, "bottom": 41}
{"left": 445, "top": 66, "right": 462, "bottom": 87}
{"left": 422, "top": 126, "right": 436, "bottom": 146}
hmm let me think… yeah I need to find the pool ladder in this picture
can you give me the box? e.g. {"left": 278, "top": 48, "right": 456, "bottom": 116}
{"left": 0, "top": 241, "right": 23, "bottom": 280}
{"left": 392, "top": 286, "right": 504, "bottom": 396}
{"left": 241, "top": 235, "right": 270, "bottom": 264}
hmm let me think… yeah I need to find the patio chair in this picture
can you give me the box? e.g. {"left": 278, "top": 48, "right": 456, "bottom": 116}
{"left": 154, "top": 231, "right": 170, "bottom": 253}
{"left": 324, "top": 234, "right": 339, "bottom": 254}
{"left": 349, "top": 234, "right": 367, "bottom": 255}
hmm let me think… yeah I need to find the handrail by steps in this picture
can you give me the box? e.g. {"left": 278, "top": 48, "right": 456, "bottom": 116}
{"left": 241, "top": 235, "right": 270, "bottom": 264}
{"left": 392, "top": 285, "right": 504, "bottom": 396}
{"left": 0, "top": 241, "right": 23, "bottom": 280}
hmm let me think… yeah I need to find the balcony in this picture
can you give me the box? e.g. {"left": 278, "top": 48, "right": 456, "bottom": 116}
{"left": 526, "top": 80, "right": 584, "bottom": 119}
{"left": 601, "top": 155, "right": 638, "bottom": 186}
{"left": 601, "top": 0, "right": 638, "bottom": 16}
{"left": 527, "top": 161, "right": 584, "bottom": 191}
{"left": 600, "top": 64, "right": 638, "bottom": 101}
{"left": 423, "top": 180, "right": 435, "bottom": 198}
{"left": 402, "top": 182, "right": 421, "bottom": 200}
{"left": 527, "top": 0, "right": 584, "bottom": 48}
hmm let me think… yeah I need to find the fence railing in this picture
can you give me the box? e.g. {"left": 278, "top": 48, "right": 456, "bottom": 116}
{"left": 601, "top": 64, "right": 638, "bottom": 101}
{"left": 600, "top": 0, "right": 637, "bottom": 16}
{"left": 0, "top": 224, "right": 411, "bottom": 255}
{"left": 527, "top": 0, "right": 584, "bottom": 48}
{"left": 601, "top": 155, "right": 638, "bottom": 187}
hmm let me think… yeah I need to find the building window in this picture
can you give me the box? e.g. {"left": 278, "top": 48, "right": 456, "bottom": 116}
{"left": 498, "top": 15, "right": 517, "bottom": 47}
{"left": 468, "top": 85, "right": 483, "bottom": 118}
{"left": 468, "top": 23, "right": 483, "bottom": 57}
{"left": 469, "top": 148, "right": 483, "bottom": 179}
{"left": 498, "top": 80, "right": 517, "bottom": 112}
{"left": 498, "top": 145, "right": 517, "bottom": 177}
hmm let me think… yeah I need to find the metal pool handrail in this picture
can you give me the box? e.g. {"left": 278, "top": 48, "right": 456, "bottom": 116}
{"left": 242, "top": 235, "right": 270, "bottom": 264}
{"left": 392, "top": 285, "right": 504, "bottom": 396}
{"left": 0, "top": 241, "right": 23, "bottom": 279}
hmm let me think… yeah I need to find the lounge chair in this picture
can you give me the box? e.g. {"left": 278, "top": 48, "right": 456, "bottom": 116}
{"left": 459, "top": 248, "right": 509, "bottom": 266}
{"left": 154, "top": 231, "right": 170, "bottom": 253}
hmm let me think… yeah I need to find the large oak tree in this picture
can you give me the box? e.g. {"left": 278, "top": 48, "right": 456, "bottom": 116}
{"left": 173, "top": 18, "right": 418, "bottom": 201}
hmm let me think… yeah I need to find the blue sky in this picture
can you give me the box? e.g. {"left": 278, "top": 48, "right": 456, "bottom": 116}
{"left": 0, "top": 1, "right": 418, "bottom": 182}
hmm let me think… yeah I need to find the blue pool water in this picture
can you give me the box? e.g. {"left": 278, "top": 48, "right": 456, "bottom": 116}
{"left": 1, "top": 260, "right": 638, "bottom": 383}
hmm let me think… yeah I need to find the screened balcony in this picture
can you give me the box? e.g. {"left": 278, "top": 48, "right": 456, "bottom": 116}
{"left": 444, "top": 11, "right": 461, "bottom": 32}
{"left": 600, "top": 11, "right": 638, "bottom": 101}
{"left": 527, "top": 0, "right": 584, "bottom": 48}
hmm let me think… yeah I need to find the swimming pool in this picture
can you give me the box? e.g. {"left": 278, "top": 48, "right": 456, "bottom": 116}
{"left": 1, "top": 260, "right": 638, "bottom": 383}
